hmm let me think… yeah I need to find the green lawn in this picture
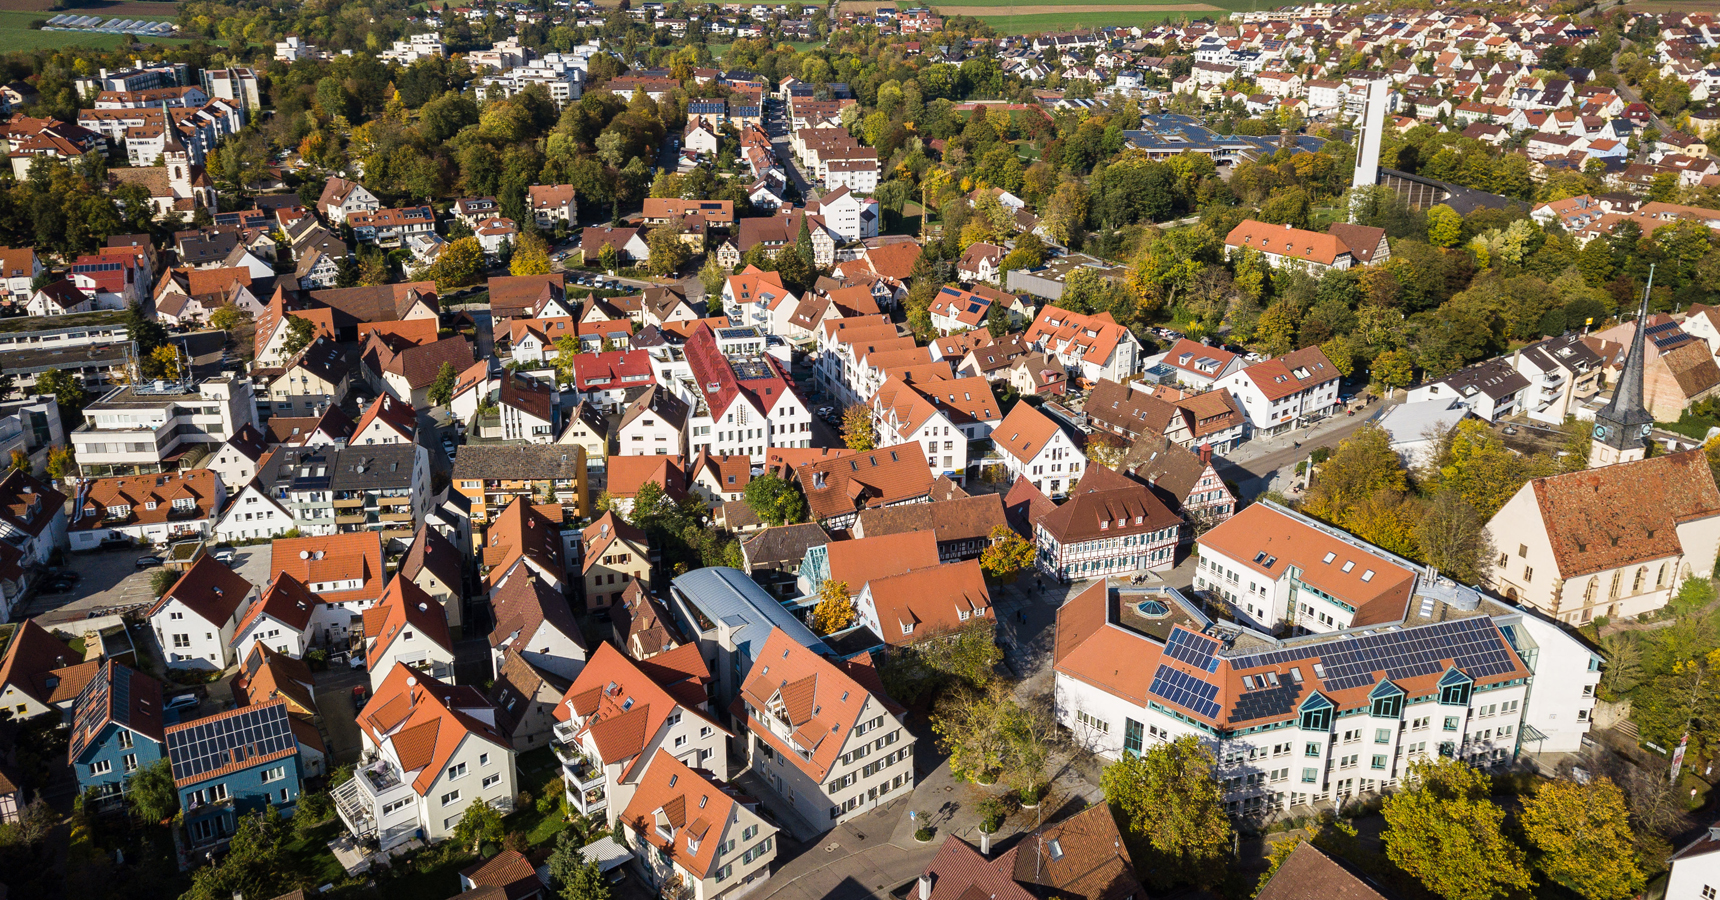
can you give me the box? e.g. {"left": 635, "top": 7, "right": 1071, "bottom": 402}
{"left": 952, "top": 9, "right": 1214, "bottom": 31}
{"left": 0, "top": 11, "right": 200, "bottom": 51}
{"left": 283, "top": 817, "right": 352, "bottom": 888}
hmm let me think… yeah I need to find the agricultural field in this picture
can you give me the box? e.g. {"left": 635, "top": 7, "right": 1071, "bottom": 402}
{"left": 903, "top": 0, "right": 1258, "bottom": 32}
{"left": 0, "top": 0, "right": 189, "bottom": 51}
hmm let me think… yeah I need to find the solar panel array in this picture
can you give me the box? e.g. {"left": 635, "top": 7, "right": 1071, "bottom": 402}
{"left": 166, "top": 703, "right": 294, "bottom": 782}
{"left": 1230, "top": 616, "right": 1518, "bottom": 692}
{"left": 1227, "top": 678, "right": 1302, "bottom": 723}
{"left": 1148, "top": 665, "right": 1222, "bottom": 720}
{"left": 1165, "top": 628, "right": 1221, "bottom": 673}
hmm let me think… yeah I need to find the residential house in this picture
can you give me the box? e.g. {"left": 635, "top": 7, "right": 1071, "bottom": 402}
{"left": 229, "top": 571, "right": 318, "bottom": 663}
{"left": 0, "top": 619, "right": 99, "bottom": 721}
{"left": 481, "top": 497, "right": 568, "bottom": 597}
{"left": 363, "top": 575, "right": 457, "bottom": 691}
{"left": 149, "top": 556, "right": 259, "bottom": 671}
{"left": 582, "top": 511, "right": 652, "bottom": 610}
{"left": 167, "top": 700, "right": 303, "bottom": 852}
{"left": 400, "top": 524, "right": 466, "bottom": 632}
{"left": 1023, "top": 306, "right": 1142, "bottom": 385}
{"left": 993, "top": 402, "right": 1085, "bottom": 499}
{"left": 791, "top": 443, "right": 937, "bottom": 530}
{"left": 69, "top": 469, "right": 226, "bottom": 551}
{"left": 67, "top": 661, "right": 164, "bottom": 803}
{"left": 1214, "top": 346, "right": 1341, "bottom": 435}
{"left": 620, "top": 750, "right": 777, "bottom": 900}
{"left": 489, "top": 573, "right": 587, "bottom": 683}
{"left": 1035, "top": 466, "right": 1182, "bottom": 583}
{"left": 452, "top": 444, "right": 591, "bottom": 529}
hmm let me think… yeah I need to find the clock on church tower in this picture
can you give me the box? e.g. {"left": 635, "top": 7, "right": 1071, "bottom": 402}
{"left": 1589, "top": 269, "right": 1656, "bottom": 468}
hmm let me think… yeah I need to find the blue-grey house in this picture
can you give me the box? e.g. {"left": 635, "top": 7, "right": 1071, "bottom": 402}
{"left": 68, "top": 660, "right": 166, "bottom": 803}
{"left": 165, "top": 698, "right": 302, "bottom": 851}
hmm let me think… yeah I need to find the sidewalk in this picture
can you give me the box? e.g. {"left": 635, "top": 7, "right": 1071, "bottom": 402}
{"left": 1227, "top": 397, "right": 1393, "bottom": 467}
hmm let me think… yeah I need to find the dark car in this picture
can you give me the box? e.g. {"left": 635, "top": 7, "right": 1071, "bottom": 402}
{"left": 134, "top": 555, "right": 163, "bottom": 569}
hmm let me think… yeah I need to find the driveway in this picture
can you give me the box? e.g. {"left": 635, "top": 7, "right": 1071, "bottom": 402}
{"left": 314, "top": 659, "right": 370, "bottom": 766}
{"left": 22, "top": 547, "right": 166, "bottom": 622}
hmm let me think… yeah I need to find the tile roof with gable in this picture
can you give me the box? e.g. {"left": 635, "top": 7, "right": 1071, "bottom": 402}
{"left": 307, "top": 281, "right": 438, "bottom": 324}
{"left": 363, "top": 576, "right": 455, "bottom": 670}
{"left": 379, "top": 335, "right": 475, "bottom": 391}
{"left": 684, "top": 324, "right": 799, "bottom": 419}
{"left": 796, "top": 443, "right": 937, "bottom": 523}
{"left": 352, "top": 393, "right": 418, "bottom": 443}
{"left": 1199, "top": 502, "right": 1416, "bottom": 626}
{"left": 605, "top": 454, "right": 688, "bottom": 503}
{"left": 235, "top": 643, "right": 319, "bottom": 720}
{"left": 613, "top": 581, "right": 684, "bottom": 658}
{"left": 233, "top": 571, "right": 317, "bottom": 641}
{"left": 553, "top": 643, "right": 720, "bottom": 781}
{"left": 928, "top": 285, "right": 994, "bottom": 329}
{"left": 1254, "top": 841, "right": 1394, "bottom": 900}
{"left": 854, "top": 494, "right": 1006, "bottom": 548}
{"left": 1002, "top": 475, "right": 1055, "bottom": 536}
{"left": 0, "top": 619, "right": 97, "bottom": 707}
{"left": 460, "top": 849, "right": 543, "bottom": 900}
{"left": 148, "top": 555, "right": 252, "bottom": 626}
{"left": 68, "top": 660, "right": 163, "bottom": 764}
{"left": 483, "top": 497, "right": 567, "bottom": 587}
{"left": 571, "top": 349, "right": 654, "bottom": 392}
{"left": 0, "top": 469, "right": 64, "bottom": 540}
{"left": 582, "top": 511, "right": 649, "bottom": 575}
{"left": 1160, "top": 339, "right": 1241, "bottom": 381}
{"left": 824, "top": 530, "right": 940, "bottom": 597}
{"left": 162, "top": 699, "right": 300, "bottom": 788}
{"left": 489, "top": 570, "right": 584, "bottom": 653}
{"left": 358, "top": 663, "right": 509, "bottom": 797}
{"left": 733, "top": 629, "right": 895, "bottom": 782}
{"left": 739, "top": 522, "right": 831, "bottom": 570}
{"left": 1528, "top": 450, "right": 1720, "bottom": 578}
{"left": 619, "top": 749, "right": 747, "bottom": 880}
{"left": 1037, "top": 465, "right": 1183, "bottom": 546}
{"left": 1237, "top": 346, "right": 1341, "bottom": 402}
{"left": 72, "top": 470, "right": 221, "bottom": 532}
{"left": 272, "top": 531, "right": 386, "bottom": 605}
{"left": 992, "top": 402, "right": 1064, "bottom": 465}
{"left": 1085, "top": 378, "right": 1180, "bottom": 440}
{"left": 864, "top": 559, "right": 992, "bottom": 645}
{"left": 401, "top": 524, "right": 463, "bottom": 596}
{"left": 1003, "top": 803, "right": 1143, "bottom": 900}
{"left": 1224, "top": 220, "right": 1353, "bottom": 267}
{"left": 1024, "top": 306, "right": 1130, "bottom": 367}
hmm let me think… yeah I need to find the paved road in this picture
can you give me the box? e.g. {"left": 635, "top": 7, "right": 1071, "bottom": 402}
{"left": 1214, "top": 396, "right": 1394, "bottom": 500}
{"left": 767, "top": 98, "right": 817, "bottom": 201}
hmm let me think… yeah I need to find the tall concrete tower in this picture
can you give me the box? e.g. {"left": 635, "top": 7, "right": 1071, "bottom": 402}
{"left": 1350, "top": 79, "right": 1389, "bottom": 221}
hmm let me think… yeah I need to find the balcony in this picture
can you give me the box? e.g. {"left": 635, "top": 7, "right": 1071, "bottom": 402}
{"left": 336, "top": 513, "right": 368, "bottom": 526}
{"left": 553, "top": 719, "right": 578, "bottom": 744}
{"left": 333, "top": 497, "right": 364, "bottom": 509}
{"left": 555, "top": 747, "right": 607, "bottom": 816}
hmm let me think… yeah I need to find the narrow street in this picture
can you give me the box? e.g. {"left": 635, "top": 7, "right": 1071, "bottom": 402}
{"left": 1213, "top": 395, "right": 1395, "bottom": 500}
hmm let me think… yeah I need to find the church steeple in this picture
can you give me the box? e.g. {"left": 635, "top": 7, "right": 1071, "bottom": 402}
{"left": 1589, "top": 265, "right": 1656, "bottom": 468}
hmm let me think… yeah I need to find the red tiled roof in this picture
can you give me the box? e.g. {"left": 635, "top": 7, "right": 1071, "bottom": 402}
{"left": 734, "top": 629, "right": 902, "bottom": 782}
{"left": 1530, "top": 450, "right": 1720, "bottom": 577}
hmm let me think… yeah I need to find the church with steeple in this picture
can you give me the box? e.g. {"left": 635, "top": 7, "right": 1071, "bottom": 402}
{"left": 1589, "top": 271, "right": 1656, "bottom": 468}
{"left": 105, "top": 103, "right": 216, "bottom": 219}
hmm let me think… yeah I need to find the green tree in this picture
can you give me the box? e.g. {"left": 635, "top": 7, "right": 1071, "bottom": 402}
{"left": 427, "top": 361, "right": 459, "bottom": 409}
{"left": 127, "top": 758, "right": 177, "bottom": 824}
{"left": 281, "top": 315, "right": 319, "bottom": 357}
{"left": 1520, "top": 778, "right": 1643, "bottom": 900}
{"left": 45, "top": 445, "right": 75, "bottom": 479}
{"left": 647, "top": 225, "right": 692, "bottom": 276}
{"left": 841, "top": 405, "right": 875, "bottom": 451}
{"left": 1427, "top": 203, "right": 1464, "bottom": 248}
{"left": 742, "top": 472, "right": 806, "bottom": 526}
{"left": 428, "top": 237, "right": 488, "bottom": 290}
{"left": 208, "top": 305, "right": 249, "bottom": 333}
{"left": 809, "top": 579, "right": 854, "bottom": 635}
{"left": 511, "top": 232, "right": 553, "bottom": 276}
{"left": 1370, "top": 348, "right": 1415, "bottom": 389}
{"left": 150, "top": 567, "right": 179, "bottom": 597}
{"left": 1381, "top": 758, "right": 1533, "bottom": 900}
{"left": 453, "top": 800, "right": 506, "bottom": 852}
{"left": 979, "top": 525, "right": 1035, "bottom": 582}
{"left": 599, "top": 243, "right": 621, "bottom": 273}
{"left": 1302, "top": 425, "right": 1407, "bottom": 526}
{"left": 7, "top": 449, "right": 26, "bottom": 472}
{"left": 1430, "top": 419, "right": 1532, "bottom": 519}
{"left": 125, "top": 300, "right": 167, "bottom": 358}
{"left": 1416, "top": 489, "right": 1494, "bottom": 584}
{"left": 547, "top": 829, "right": 613, "bottom": 900}
{"left": 931, "top": 681, "right": 1016, "bottom": 784}
{"left": 183, "top": 811, "right": 296, "bottom": 900}
{"left": 699, "top": 254, "right": 729, "bottom": 304}
{"left": 1101, "top": 735, "right": 1233, "bottom": 890}
{"left": 35, "top": 370, "right": 88, "bottom": 428}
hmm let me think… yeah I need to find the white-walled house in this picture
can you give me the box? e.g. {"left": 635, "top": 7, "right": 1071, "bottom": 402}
{"left": 1483, "top": 450, "right": 1720, "bottom": 624}
{"left": 1023, "top": 306, "right": 1142, "bottom": 384}
{"left": 212, "top": 482, "right": 297, "bottom": 542}
{"left": 549, "top": 643, "right": 728, "bottom": 826}
{"left": 488, "top": 574, "right": 587, "bottom": 683}
{"left": 363, "top": 576, "right": 457, "bottom": 692}
{"left": 148, "top": 556, "right": 259, "bottom": 671}
{"left": 1214, "top": 346, "right": 1341, "bottom": 435}
{"left": 336, "top": 664, "right": 518, "bottom": 851}
{"left": 621, "top": 750, "right": 778, "bottom": 900}
{"left": 229, "top": 571, "right": 318, "bottom": 662}
{"left": 733, "top": 629, "right": 914, "bottom": 826}
{"left": 992, "top": 401, "right": 1085, "bottom": 499}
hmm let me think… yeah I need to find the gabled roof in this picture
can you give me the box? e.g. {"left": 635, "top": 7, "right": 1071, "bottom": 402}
{"left": 1235, "top": 346, "right": 1340, "bottom": 402}
{"left": 734, "top": 629, "right": 902, "bottom": 782}
{"left": 554, "top": 643, "right": 718, "bottom": 781}
{"left": 363, "top": 576, "right": 455, "bottom": 670}
{"left": 69, "top": 661, "right": 163, "bottom": 763}
{"left": 352, "top": 393, "right": 418, "bottom": 443}
{"left": 401, "top": 524, "right": 463, "bottom": 594}
{"left": 992, "top": 402, "right": 1064, "bottom": 464}
{"left": 825, "top": 530, "right": 940, "bottom": 597}
{"left": 150, "top": 556, "right": 253, "bottom": 627}
{"left": 1200, "top": 502, "right": 1415, "bottom": 626}
{"left": 606, "top": 454, "right": 688, "bottom": 502}
{"left": 0, "top": 619, "right": 96, "bottom": 707}
{"left": 613, "top": 581, "right": 684, "bottom": 658}
{"left": 489, "top": 570, "right": 585, "bottom": 655}
{"left": 795, "top": 443, "right": 936, "bottom": 522}
{"left": 1003, "top": 803, "right": 1144, "bottom": 900}
{"left": 235, "top": 643, "right": 319, "bottom": 719}
{"left": 272, "top": 531, "right": 386, "bottom": 606}
{"left": 620, "top": 749, "right": 750, "bottom": 880}
{"left": 1254, "top": 841, "right": 1395, "bottom": 900}
{"left": 483, "top": 497, "right": 566, "bottom": 587}
{"left": 864, "top": 560, "right": 992, "bottom": 646}
{"left": 583, "top": 511, "right": 649, "bottom": 575}
{"left": 739, "top": 522, "right": 831, "bottom": 569}
{"left": 0, "top": 469, "right": 65, "bottom": 540}
{"left": 1529, "top": 450, "right": 1720, "bottom": 577}
{"left": 359, "top": 663, "right": 509, "bottom": 796}
{"left": 162, "top": 699, "right": 299, "bottom": 788}
{"left": 1037, "top": 465, "right": 1183, "bottom": 545}
{"left": 854, "top": 494, "right": 1007, "bottom": 548}
{"left": 74, "top": 470, "right": 221, "bottom": 531}
{"left": 233, "top": 571, "right": 318, "bottom": 640}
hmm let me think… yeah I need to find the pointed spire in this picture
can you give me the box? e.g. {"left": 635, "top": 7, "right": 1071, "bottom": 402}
{"left": 159, "top": 100, "right": 185, "bottom": 153}
{"left": 1596, "top": 265, "right": 1656, "bottom": 445}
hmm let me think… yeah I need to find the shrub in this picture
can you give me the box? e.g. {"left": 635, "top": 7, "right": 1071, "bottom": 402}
{"left": 915, "top": 826, "right": 934, "bottom": 842}
{"left": 977, "top": 798, "right": 1005, "bottom": 834}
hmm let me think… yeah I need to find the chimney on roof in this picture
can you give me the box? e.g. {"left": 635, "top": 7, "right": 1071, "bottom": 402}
{"left": 918, "top": 874, "right": 933, "bottom": 900}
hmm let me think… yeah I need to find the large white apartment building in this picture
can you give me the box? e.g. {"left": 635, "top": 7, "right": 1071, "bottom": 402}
{"left": 72, "top": 377, "right": 257, "bottom": 476}
{"left": 1054, "top": 577, "right": 1600, "bottom": 820}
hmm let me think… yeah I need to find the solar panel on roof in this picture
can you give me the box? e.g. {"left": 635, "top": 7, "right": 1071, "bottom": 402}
{"left": 1165, "top": 628, "right": 1220, "bottom": 673}
{"left": 166, "top": 703, "right": 295, "bottom": 783}
{"left": 1229, "top": 617, "right": 1518, "bottom": 692}
{"left": 1148, "top": 665, "right": 1221, "bottom": 719}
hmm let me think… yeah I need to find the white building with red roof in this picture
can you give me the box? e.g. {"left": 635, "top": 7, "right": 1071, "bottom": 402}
{"left": 733, "top": 629, "right": 913, "bottom": 825}
{"left": 336, "top": 664, "right": 517, "bottom": 850}
{"left": 1052, "top": 575, "right": 1599, "bottom": 818}
{"left": 571, "top": 349, "right": 655, "bottom": 414}
{"left": 680, "top": 323, "right": 811, "bottom": 463}
{"left": 550, "top": 642, "right": 727, "bottom": 825}
{"left": 1214, "top": 345, "right": 1341, "bottom": 435}
{"left": 272, "top": 531, "right": 387, "bottom": 647}
{"left": 147, "top": 556, "right": 260, "bottom": 671}
{"left": 229, "top": 571, "right": 318, "bottom": 662}
{"left": 1023, "top": 306, "right": 1142, "bottom": 385}
{"left": 363, "top": 575, "right": 456, "bottom": 691}
{"left": 621, "top": 749, "right": 778, "bottom": 900}
{"left": 1157, "top": 339, "right": 1246, "bottom": 390}
{"left": 992, "top": 401, "right": 1085, "bottom": 499}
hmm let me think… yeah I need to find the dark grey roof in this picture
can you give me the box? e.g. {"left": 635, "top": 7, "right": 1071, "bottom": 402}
{"left": 329, "top": 444, "right": 417, "bottom": 490}
{"left": 452, "top": 444, "right": 588, "bottom": 480}
{"left": 739, "top": 522, "right": 830, "bottom": 568}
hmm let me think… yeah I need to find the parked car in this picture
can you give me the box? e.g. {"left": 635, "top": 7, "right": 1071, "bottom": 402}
{"left": 164, "top": 694, "right": 199, "bottom": 712}
{"left": 350, "top": 654, "right": 367, "bottom": 670}
{"left": 211, "top": 546, "right": 237, "bottom": 564}
{"left": 134, "top": 555, "right": 163, "bottom": 569}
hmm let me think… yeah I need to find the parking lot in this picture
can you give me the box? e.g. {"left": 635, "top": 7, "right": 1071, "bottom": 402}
{"left": 25, "top": 542, "right": 275, "bottom": 624}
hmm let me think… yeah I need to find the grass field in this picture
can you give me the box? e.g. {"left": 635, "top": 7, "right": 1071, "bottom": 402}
{"left": 904, "top": 0, "right": 1259, "bottom": 32}
{"left": 0, "top": 8, "right": 196, "bottom": 50}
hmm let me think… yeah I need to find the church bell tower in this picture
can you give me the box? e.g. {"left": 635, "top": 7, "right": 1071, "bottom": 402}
{"left": 1589, "top": 266, "right": 1656, "bottom": 468}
